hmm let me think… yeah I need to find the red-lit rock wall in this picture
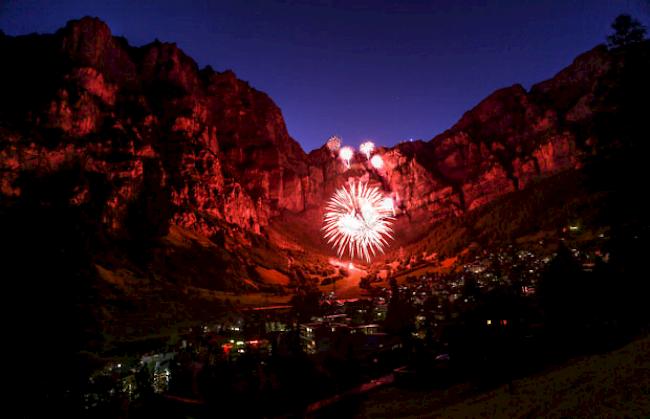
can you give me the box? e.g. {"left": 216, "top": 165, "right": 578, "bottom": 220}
{"left": 0, "top": 18, "right": 617, "bottom": 250}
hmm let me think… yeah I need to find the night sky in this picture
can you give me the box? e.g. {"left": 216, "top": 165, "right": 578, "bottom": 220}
{"left": 1, "top": 1, "right": 649, "bottom": 151}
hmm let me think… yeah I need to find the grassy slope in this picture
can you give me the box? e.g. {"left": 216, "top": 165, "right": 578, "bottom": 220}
{"left": 356, "top": 335, "right": 650, "bottom": 418}
{"left": 389, "top": 168, "right": 613, "bottom": 262}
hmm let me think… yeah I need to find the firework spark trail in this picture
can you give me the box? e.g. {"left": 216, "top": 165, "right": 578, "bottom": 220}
{"left": 360, "top": 141, "right": 375, "bottom": 159}
{"left": 322, "top": 181, "right": 395, "bottom": 262}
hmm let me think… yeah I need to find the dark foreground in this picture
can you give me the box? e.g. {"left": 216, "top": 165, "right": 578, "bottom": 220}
{"left": 326, "top": 335, "right": 650, "bottom": 418}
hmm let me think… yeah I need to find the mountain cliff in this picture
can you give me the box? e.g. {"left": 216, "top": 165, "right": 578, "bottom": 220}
{"left": 1, "top": 17, "right": 648, "bottom": 346}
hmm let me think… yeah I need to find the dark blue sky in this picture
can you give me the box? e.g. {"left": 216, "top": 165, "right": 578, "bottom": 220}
{"left": 1, "top": 1, "right": 649, "bottom": 151}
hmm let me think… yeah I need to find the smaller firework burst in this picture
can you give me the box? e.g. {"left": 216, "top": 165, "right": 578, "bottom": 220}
{"left": 339, "top": 146, "right": 354, "bottom": 169}
{"left": 370, "top": 154, "right": 384, "bottom": 169}
{"left": 360, "top": 141, "right": 375, "bottom": 159}
{"left": 326, "top": 135, "right": 342, "bottom": 152}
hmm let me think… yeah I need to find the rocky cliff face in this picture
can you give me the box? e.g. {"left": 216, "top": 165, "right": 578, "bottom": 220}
{"left": 0, "top": 17, "right": 309, "bottom": 244}
{"left": 291, "top": 46, "right": 614, "bottom": 246}
{"left": 0, "top": 17, "right": 641, "bottom": 280}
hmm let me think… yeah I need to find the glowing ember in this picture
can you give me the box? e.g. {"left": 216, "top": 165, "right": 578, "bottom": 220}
{"left": 339, "top": 146, "right": 354, "bottom": 169}
{"left": 323, "top": 181, "right": 395, "bottom": 262}
{"left": 370, "top": 154, "right": 384, "bottom": 169}
{"left": 360, "top": 141, "right": 375, "bottom": 159}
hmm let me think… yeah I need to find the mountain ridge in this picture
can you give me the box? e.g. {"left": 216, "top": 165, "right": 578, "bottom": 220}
{"left": 1, "top": 17, "right": 648, "bottom": 347}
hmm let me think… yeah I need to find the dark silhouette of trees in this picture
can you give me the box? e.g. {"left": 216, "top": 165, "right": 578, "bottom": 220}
{"left": 1, "top": 165, "right": 108, "bottom": 416}
{"left": 607, "top": 14, "right": 647, "bottom": 48}
{"left": 290, "top": 287, "right": 321, "bottom": 322}
{"left": 602, "top": 228, "right": 650, "bottom": 331}
{"left": 385, "top": 278, "right": 415, "bottom": 339}
{"left": 462, "top": 274, "right": 481, "bottom": 301}
{"left": 537, "top": 243, "right": 584, "bottom": 335}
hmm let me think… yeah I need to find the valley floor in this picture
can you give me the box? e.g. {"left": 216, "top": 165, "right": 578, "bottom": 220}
{"left": 319, "top": 265, "right": 368, "bottom": 298}
{"left": 354, "top": 335, "right": 650, "bottom": 418}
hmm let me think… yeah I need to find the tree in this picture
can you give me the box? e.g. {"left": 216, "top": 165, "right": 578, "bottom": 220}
{"left": 462, "top": 274, "right": 480, "bottom": 301}
{"left": 290, "top": 287, "right": 321, "bottom": 322}
{"left": 385, "top": 278, "right": 415, "bottom": 338}
{"left": 537, "top": 243, "right": 584, "bottom": 333}
{"left": 607, "top": 14, "right": 647, "bottom": 48}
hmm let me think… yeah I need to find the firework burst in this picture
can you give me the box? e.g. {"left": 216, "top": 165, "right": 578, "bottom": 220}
{"left": 360, "top": 141, "right": 375, "bottom": 159}
{"left": 326, "top": 135, "right": 342, "bottom": 152}
{"left": 370, "top": 154, "right": 384, "bottom": 169}
{"left": 339, "top": 146, "right": 354, "bottom": 169}
{"left": 322, "top": 181, "right": 395, "bottom": 262}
